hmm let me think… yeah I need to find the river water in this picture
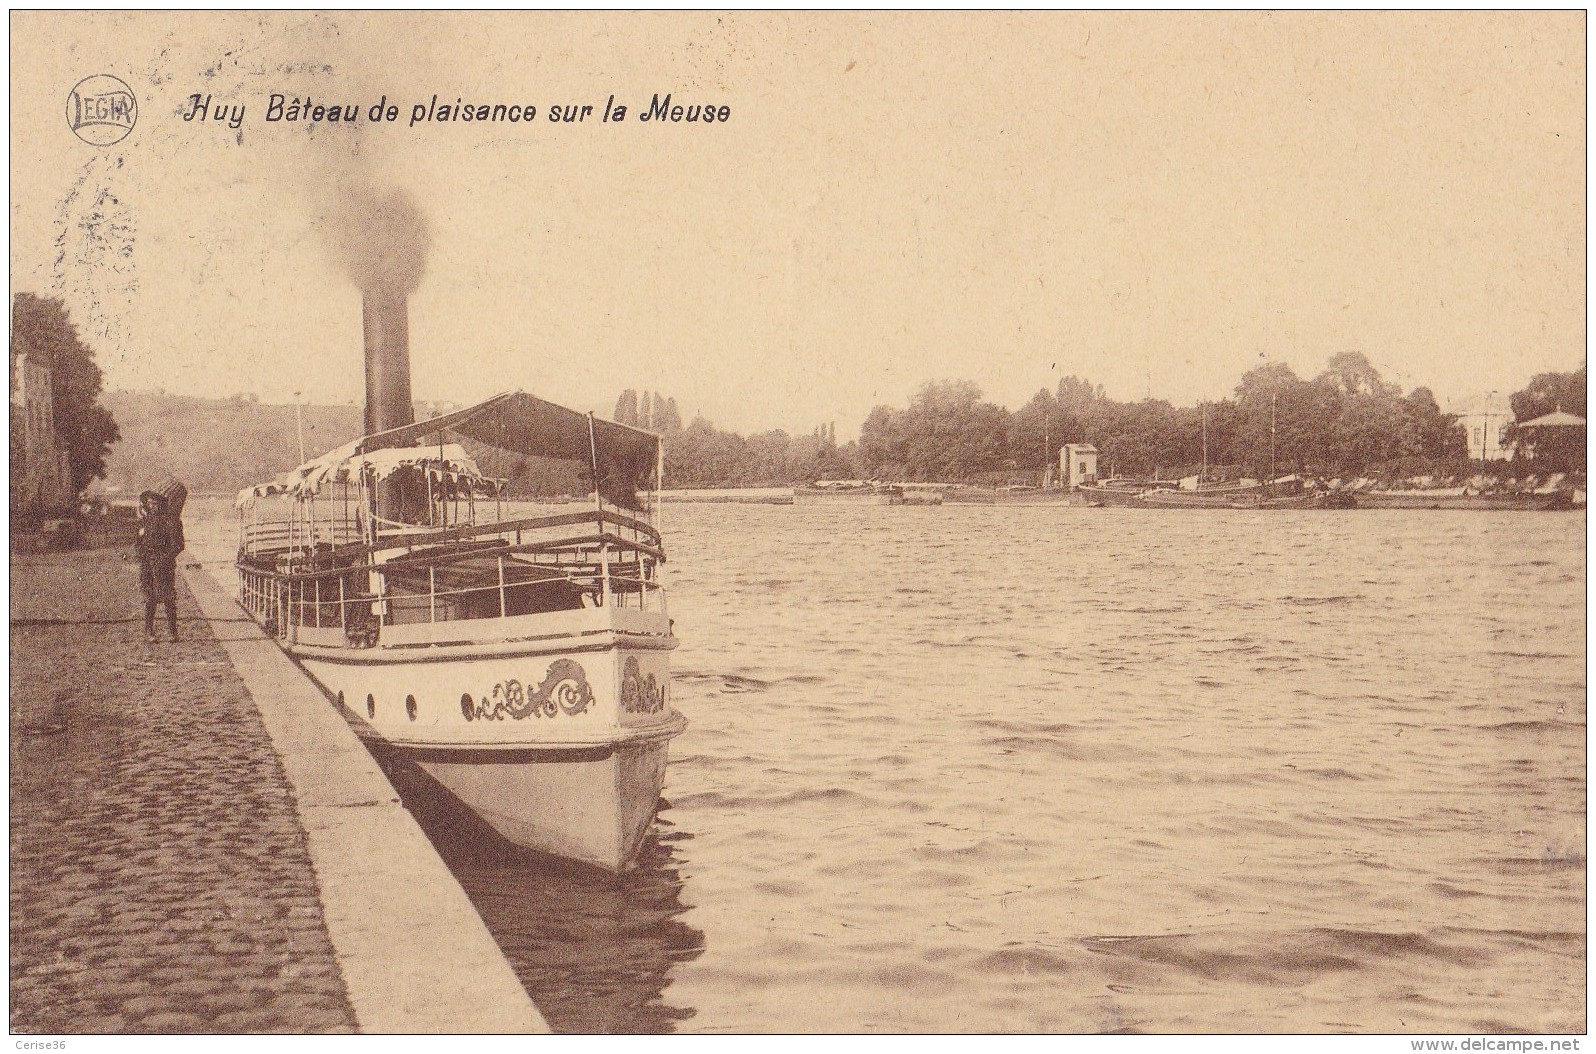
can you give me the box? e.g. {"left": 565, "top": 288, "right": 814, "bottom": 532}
{"left": 198, "top": 503, "right": 1586, "bottom": 1033}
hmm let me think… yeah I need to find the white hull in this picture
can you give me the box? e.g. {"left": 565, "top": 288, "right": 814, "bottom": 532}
{"left": 414, "top": 741, "right": 669, "bottom": 870}
{"left": 285, "top": 607, "right": 683, "bottom": 871}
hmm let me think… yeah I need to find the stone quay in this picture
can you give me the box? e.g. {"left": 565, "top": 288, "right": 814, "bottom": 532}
{"left": 11, "top": 537, "right": 545, "bottom": 1034}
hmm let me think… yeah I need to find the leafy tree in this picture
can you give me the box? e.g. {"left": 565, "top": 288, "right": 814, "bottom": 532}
{"left": 1311, "top": 355, "right": 1411, "bottom": 475}
{"left": 1320, "top": 351, "right": 1400, "bottom": 399}
{"left": 1330, "top": 389, "right": 1408, "bottom": 474}
{"left": 858, "top": 404, "right": 907, "bottom": 478}
{"left": 668, "top": 415, "right": 752, "bottom": 486}
{"left": 863, "top": 380, "right": 1009, "bottom": 482}
{"left": 1402, "top": 387, "right": 1466, "bottom": 461}
{"left": 605, "top": 356, "right": 1570, "bottom": 491}
{"left": 1053, "top": 375, "right": 1102, "bottom": 444}
{"left": 10, "top": 293, "right": 120, "bottom": 495}
{"left": 1006, "top": 389, "right": 1061, "bottom": 473}
{"left": 1509, "top": 367, "right": 1586, "bottom": 422}
{"left": 1054, "top": 375, "right": 1102, "bottom": 417}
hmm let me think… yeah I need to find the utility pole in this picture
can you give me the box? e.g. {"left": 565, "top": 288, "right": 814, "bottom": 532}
{"left": 1270, "top": 392, "right": 1277, "bottom": 484}
{"left": 1044, "top": 421, "right": 1051, "bottom": 488}
{"left": 293, "top": 390, "right": 306, "bottom": 465}
{"left": 1479, "top": 391, "right": 1498, "bottom": 475}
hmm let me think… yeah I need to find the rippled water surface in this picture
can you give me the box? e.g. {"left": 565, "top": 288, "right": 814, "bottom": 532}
{"left": 202, "top": 504, "right": 1588, "bottom": 1032}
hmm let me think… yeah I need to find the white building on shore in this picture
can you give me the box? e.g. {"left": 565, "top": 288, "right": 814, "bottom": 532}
{"left": 1445, "top": 391, "right": 1515, "bottom": 462}
{"left": 1060, "top": 443, "right": 1099, "bottom": 488}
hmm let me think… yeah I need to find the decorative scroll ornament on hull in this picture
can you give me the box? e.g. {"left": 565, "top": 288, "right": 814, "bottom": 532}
{"left": 463, "top": 659, "right": 596, "bottom": 721}
{"left": 621, "top": 656, "right": 666, "bottom": 714}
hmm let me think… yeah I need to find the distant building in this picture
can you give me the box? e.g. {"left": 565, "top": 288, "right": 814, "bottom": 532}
{"left": 9, "top": 343, "right": 75, "bottom": 512}
{"left": 1446, "top": 392, "right": 1514, "bottom": 462}
{"left": 1060, "top": 443, "right": 1098, "bottom": 488}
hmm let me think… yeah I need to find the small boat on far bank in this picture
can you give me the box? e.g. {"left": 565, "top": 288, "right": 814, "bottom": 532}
{"left": 1082, "top": 475, "right": 1355, "bottom": 510}
{"left": 1258, "top": 490, "right": 1358, "bottom": 510}
{"left": 793, "top": 481, "right": 904, "bottom": 505}
{"left": 943, "top": 485, "right": 1083, "bottom": 506}
{"left": 1134, "top": 479, "right": 1276, "bottom": 509}
{"left": 899, "top": 485, "right": 945, "bottom": 506}
{"left": 1075, "top": 478, "right": 1178, "bottom": 508}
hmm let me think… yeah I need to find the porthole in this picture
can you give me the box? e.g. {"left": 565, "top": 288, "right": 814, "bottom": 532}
{"left": 406, "top": 694, "right": 418, "bottom": 721}
{"left": 460, "top": 693, "right": 475, "bottom": 721}
{"left": 366, "top": 694, "right": 376, "bottom": 718}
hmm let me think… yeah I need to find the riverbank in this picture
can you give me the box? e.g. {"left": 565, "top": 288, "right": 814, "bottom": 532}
{"left": 10, "top": 541, "right": 545, "bottom": 1034}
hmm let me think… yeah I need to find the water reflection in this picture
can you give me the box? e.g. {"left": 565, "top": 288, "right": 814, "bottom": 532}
{"left": 371, "top": 747, "right": 705, "bottom": 1034}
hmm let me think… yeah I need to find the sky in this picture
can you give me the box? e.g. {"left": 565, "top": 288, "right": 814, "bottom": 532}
{"left": 11, "top": 11, "right": 1586, "bottom": 439}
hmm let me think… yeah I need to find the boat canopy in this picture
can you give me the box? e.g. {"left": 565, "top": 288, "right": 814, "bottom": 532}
{"left": 233, "top": 443, "right": 488, "bottom": 507}
{"left": 236, "top": 474, "right": 292, "bottom": 506}
{"left": 235, "top": 444, "right": 488, "bottom": 508}
{"left": 236, "top": 391, "right": 661, "bottom": 511}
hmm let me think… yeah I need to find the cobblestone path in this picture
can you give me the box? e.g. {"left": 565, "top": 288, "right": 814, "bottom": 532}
{"left": 10, "top": 545, "right": 358, "bottom": 1033}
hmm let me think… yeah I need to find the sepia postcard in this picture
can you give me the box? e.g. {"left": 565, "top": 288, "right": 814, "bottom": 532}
{"left": 9, "top": 10, "right": 1586, "bottom": 1044}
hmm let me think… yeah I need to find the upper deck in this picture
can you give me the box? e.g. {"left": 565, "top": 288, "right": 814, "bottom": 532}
{"left": 234, "top": 390, "right": 670, "bottom": 649}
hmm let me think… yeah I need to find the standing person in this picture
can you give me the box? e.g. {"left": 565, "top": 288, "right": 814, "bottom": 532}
{"left": 135, "top": 490, "right": 181, "bottom": 642}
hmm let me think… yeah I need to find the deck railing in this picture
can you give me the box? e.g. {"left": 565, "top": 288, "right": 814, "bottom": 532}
{"left": 240, "top": 517, "right": 362, "bottom": 559}
{"left": 239, "top": 509, "right": 659, "bottom": 562}
{"left": 236, "top": 512, "right": 667, "bottom": 643}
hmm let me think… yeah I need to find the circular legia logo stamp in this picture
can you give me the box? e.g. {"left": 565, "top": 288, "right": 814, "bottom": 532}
{"left": 66, "top": 74, "right": 137, "bottom": 145}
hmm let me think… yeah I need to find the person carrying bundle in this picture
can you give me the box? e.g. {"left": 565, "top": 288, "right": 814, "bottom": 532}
{"left": 135, "top": 483, "right": 185, "bottom": 642}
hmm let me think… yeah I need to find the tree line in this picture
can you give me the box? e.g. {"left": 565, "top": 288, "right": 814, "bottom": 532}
{"left": 862, "top": 353, "right": 1471, "bottom": 484}
{"left": 644, "top": 352, "right": 1584, "bottom": 489}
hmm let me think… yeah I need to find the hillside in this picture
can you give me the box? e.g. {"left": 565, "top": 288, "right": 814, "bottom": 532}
{"left": 96, "top": 392, "right": 587, "bottom": 499}
{"left": 99, "top": 392, "right": 362, "bottom": 497}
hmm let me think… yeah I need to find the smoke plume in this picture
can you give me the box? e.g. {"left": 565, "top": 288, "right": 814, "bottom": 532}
{"left": 321, "top": 179, "right": 432, "bottom": 297}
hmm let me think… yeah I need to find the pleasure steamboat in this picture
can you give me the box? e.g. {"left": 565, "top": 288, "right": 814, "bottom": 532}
{"left": 233, "top": 292, "right": 684, "bottom": 871}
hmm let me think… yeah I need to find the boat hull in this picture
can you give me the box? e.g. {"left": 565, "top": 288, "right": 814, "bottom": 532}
{"left": 1082, "top": 483, "right": 1345, "bottom": 509}
{"left": 944, "top": 488, "right": 1083, "bottom": 505}
{"left": 409, "top": 741, "right": 669, "bottom": 870}
{"left": 991, "top": 489, "right": 1083, "bottom": 505}
{"left": 899, "top": 489, "right": 945, "bottom": 505}
{"left": 286, "top": 608, "right": 683, "bottom": 872}
{"left": 1137, "top": 488, "right": 1263, "bottom": 508}
{"left": 793, "top": 487, "right": 903, "bottom": 505}
{"left": 1258, "top": 491, "right": 1358, "bottom": 510}
{"left": 1078, "top": 485, "right": 1172, "bottom": 507}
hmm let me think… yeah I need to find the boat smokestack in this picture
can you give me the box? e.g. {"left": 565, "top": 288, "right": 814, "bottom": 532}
{"left": 318, "top": 179, "right": 430, "bottom": 434}
{"left": 363, "top": 291, "right": 414, "bottom": 435}
{"left": 318, "top": 178, "right": 431, "bottom": 521}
